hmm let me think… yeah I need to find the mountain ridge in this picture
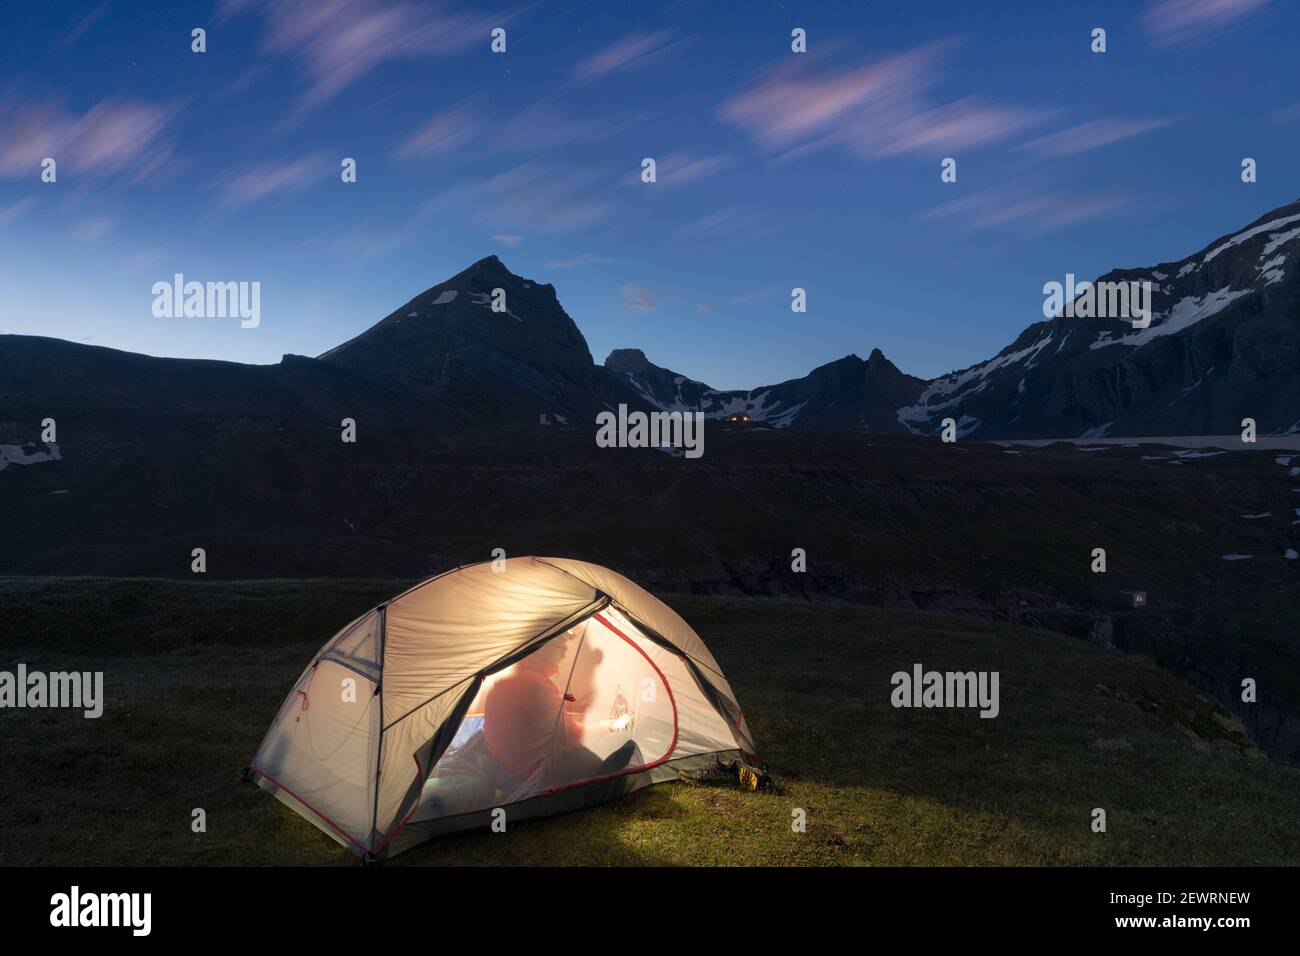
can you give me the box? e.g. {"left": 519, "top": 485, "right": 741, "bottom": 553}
{"left": 611, "top": 198, "right": 1300, "bottom": 437}
{"left": 2, "top": 199, "right": 1299, "bottom": 438}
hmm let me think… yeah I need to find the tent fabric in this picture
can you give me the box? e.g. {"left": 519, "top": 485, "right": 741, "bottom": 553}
{"left": 247, "top": 557, "right": 757, "bottom": 860}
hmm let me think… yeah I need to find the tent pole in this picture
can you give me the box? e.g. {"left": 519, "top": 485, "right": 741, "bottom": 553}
{"left": 369, "top": 603, "right": 387, "bottom": 856}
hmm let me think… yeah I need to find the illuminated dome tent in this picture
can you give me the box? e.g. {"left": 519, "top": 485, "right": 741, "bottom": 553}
{"left": 246, "top": 557, "right": 758, "bottom": 862}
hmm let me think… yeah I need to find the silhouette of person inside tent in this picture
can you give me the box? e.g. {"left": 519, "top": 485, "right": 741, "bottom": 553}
{"left": 420, "top": 627, "right": 640, "bottom": 816}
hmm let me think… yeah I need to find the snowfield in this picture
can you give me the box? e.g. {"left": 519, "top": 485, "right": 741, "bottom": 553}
{"left": 0, "top": 443, "right": 61, "bottom": 472}
{"left": 1090, "top": 287, "right": 1250, "bottom": 351}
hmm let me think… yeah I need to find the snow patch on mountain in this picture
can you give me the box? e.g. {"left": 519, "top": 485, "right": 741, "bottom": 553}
{"left": 469, "top": 290, "right": 522, "bottom": 321}
{"left": 432, "top": 290, "right": 459, "bottom": 305}
{"left": 1259, "top": 254, "right": 1287, "bottom": 284}
{"left": 1080, "top": 422, "right": 1113, "bottom": 439}
{"left": 751, "top": 394, "right": 806, "bottom": 427}
{"left": 1261, "top": 225, "right": 1300, "bottom": 258}
{"left": 0, "top": 443, "right": 61, "bottom": 471}
{"left": 898, "top": 333, "right": 1054, "bottom": 430}
{"left": 1203, "top": 212, "right": 1300, "bottom": 263}
{"left": 1090, "top": 287, "right": 1249, "bottom": 351}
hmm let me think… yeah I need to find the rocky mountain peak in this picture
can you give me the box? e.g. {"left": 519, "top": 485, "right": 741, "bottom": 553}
{"left": 605, "top": 348, "right": 652, "bottom": 373}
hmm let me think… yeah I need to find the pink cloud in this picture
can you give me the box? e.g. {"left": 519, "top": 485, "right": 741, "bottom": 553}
{"left": 72, "top": 216, "right": 115, "bottom": 242}
{"left": 870, "top": 97, "right": 1048, "bottom": 158}
{"left": 491, "top": 102, "right": 605, "bottom": 152}
{"left": 571, "top": 30, "right": 684, "bottom": 84}
{"left": 215, "top": 151, "right": 333, "bottom": 209}
{"left": 0, "top": 95, "right": 174, "bottom": 179}
{"left": 1141, "top": 0, "right": 1271, "bottom": 46}
{"left": 396, "top": 100, "right": 486, "bottom": 159}
{"left": 221, "top": 0, "right": 508, "bottom": 112}
{"left": 719, "top": 41, "right": 1045, "bottom": 161}
{"left": 73, "top": 101, "right": 173, "bottom": 173}
{"left": 55, "top": 1, "right": 110, "bottom": 51}
{"left": 0, "top": 197, "right": 36, "bottom": 224}
{"left": 920, "top": 187, "right": 1134, "bottom": 233}
{"left": 649, "top": 151, "right": 732, "bottom": 188}
{"left": 1273, "top": 102, "right": 1300, "bottom": 125}
{"left": 1021, "top": 117, "right": 1177, "bottom": 158}
{"left": 424, "top": 162, "right": 617, "bottom": 234}
{"left": 674, "top": 205, "right": 764, "bottom": 239}
{"left": 620, "top": 285, "right": 655, "bottom": 311}
{"left": 397, "top": 99, "right": 627, "bottom": 161}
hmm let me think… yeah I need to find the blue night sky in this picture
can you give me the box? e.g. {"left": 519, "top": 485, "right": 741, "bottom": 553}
{"left": 1, "top": 0, "right": 1297, "bottom": 389}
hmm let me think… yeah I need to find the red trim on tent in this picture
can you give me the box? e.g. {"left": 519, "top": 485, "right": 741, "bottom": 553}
{"left": 541, "top": 611, "right": 679, "bottom": 795}
{"left": 248, "top": 766, "right": 368, "bottom": 854}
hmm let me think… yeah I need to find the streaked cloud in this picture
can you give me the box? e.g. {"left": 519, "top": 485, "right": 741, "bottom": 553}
{"left": 1142, "top": 0, "right": 1271, "bottom": 46}
{"left": 729, "top": 287, "right": 775, "bottom": 306}
{"left": 620, "top": 285, "right": 655, "bottom": 311}
{"left": 693, "top": 289, "right": 772, "bottom": 315}
{"left": 55, "top": 1, "right": 110, "bottom": 51}
{"left": 0, "top": 197, "right": 37, "bottom": 224}
{"left": 674, "top": 205, "right": 764, "bottom": 239}
{"left": 874, "top": 96, "right": 1048, "bottom": 158}
{"left": 571, "top": 30, "right": 684, "bottom": 84}
{"left": 396, "top": 100, "right": 485, "bottom": 159}
{"left": 0, "top": 95, "right": 174, "bottom": 179}
{"left": 219, "top": 0, "right": 507, "bottom": 113}
{"left": 72, "top": 216, "right": 115, "bottom": 242}
{"left": 424, "top": 162, "right": 617, "bottom": 235}
{"left": 1271, "top": 101, "right": 1300, "bottom": 125}
{"left": 491, "top": 101, "right": 606, "bottom": 152}
{"left": 397, "top": 99, "right": 625, "bottom": 161}
{"left": 317, "top": 163, "right": 614, "bottom": 264}
{"left": 652, "top": 151, "right": 732, "bottom": 187}
{"left": 719, "top": 41, "right": 1046, "bottom": 162}
{"left": 920, "top": 186, "right": 1134, "bottom": 233}
{"left": 1021, "top": 117, "right": 1178, "bottom": 158}
{"left": 214, "top": 151, "right": 332, "bottom": 210}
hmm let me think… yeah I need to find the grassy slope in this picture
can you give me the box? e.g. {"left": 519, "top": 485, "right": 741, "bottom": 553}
{"left": 0, "top": 577, "right": 1296, "bottom": 866}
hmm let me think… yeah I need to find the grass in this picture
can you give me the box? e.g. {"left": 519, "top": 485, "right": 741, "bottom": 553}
{"left": 1, "top": 576, "right": 1297, "bottom": 866}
